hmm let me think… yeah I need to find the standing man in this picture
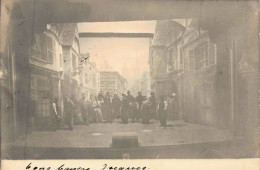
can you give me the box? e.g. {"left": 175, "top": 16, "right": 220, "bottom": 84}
{"left": 79, "top": 93, "right": 88, "bottom": 125}
{"left": 141, "top": 97, "right": 152, "bottom": 124}
{"left": 136, "top": 92, "right": 144, "bottom": 122}
{"left": 103, "top": 92, "right": 113, "bottom": 123}
{"left": 88, "top": 95, "right": 96, "bottom": 123}
{"left": 167, "top": 93, "right": 177, "bottom": 120}
{"left": 64, "top": 95, "right": 74, "bottom": 130}
{"left": 50, "top": 98, "right": 59, "bottom": 131}
{"left": 126, "top": 90, "right": 134, "bottom": 121}
{"left": 71, "top": 94, "right": 79, "bottom": 125}
{"left": 158, "top": 95, "right": 168, "bottom": 128}
{"left": 93, "top": 95, "right": 103, "bottom": 123}
{"left": 121, "top": 94, "right": 129, "bottom": 124}
{"left": 112, "top": 94, "right": 121, "bottom": 119}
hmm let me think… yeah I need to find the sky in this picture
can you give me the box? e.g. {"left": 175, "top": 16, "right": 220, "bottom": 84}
{"left": 78, "top": 21, "right": 156, "bottom": 88}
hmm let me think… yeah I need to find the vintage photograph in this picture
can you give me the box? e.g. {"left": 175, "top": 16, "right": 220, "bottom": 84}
{"left": 1, "top": 0, "right": 259, "bottom": 160}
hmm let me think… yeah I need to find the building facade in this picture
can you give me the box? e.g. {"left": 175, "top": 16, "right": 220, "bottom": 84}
{"left": 149, "top": 20, "right": 220, "bottom": 126}
{"left": 29, "top": 24, "right": 64, "bottom": 130}
{"left": 177, "top": 21, "right": 218, "bottom": 125}
{"left": 149, "top": 20, "right": 185, "bottom": 101}
{"left": 100, "top": 71, "right": 127, "bottom": 97}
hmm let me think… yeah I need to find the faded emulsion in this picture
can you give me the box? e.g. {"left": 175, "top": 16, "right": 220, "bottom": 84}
{"left": 0, "top": 0, "right": 259, "bottom": 160}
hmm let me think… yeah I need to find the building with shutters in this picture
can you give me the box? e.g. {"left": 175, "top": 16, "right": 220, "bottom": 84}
{"left": 29, "top": 24, "right": 64, "bottom": 130}
{"left": 149, "top": 19, "right": 218, "bottom": 126}
{"left": 175, "top": 20, "right": 218, "bottom": 125}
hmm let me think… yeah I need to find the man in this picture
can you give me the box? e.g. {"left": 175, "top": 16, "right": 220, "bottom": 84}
{"left": 121, "top": 94, "right": 129, "bottom": 124}
{"left": 93, "top": 95, "right": 103, "bottom": 123}
{"left": 71, "top": 94, "right": 79, "bottom": 125}
{"left": 64, "top": 95, "right": 74, "bottom": 130}
{"left": 136, "top": 92, "right": 144, "bottom": 121}
{"left": 126, "top": 91, "right": 135, "bottom": 121}
{"left": 50, "top": 98, "right": 59, "bottom": 131}
{"left": 88, "top": 95, "right": 96, "bottom": 123}
{"left": 167, "top": 93, "right": 177, "bottom": 120}
{"left": 103, "top": 92, "right": 113, "bottom": 123}
{"left": 158, "top": 95, "right": 168, "bottom": 128}
{"left": 142, "top": 97, "right": 152, "bottom": 124}
{"left": 79, "top": 93, "right": 88, "bottom": 124}
{"left": 112, "top": 94, "right": 121, "bottom": 119}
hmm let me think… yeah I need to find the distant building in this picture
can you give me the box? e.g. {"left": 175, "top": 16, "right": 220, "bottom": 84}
{"left": 131, "top": 72, "right": 151, "bottom": 98}
{"left": 79, "top": 57, "right": 100, "bottom": 99}
{"left": 100, "top": 71, "right": 127, "bottom": 97}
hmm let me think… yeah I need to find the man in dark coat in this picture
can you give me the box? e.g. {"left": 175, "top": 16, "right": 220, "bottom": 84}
{"left": 142, "top": 98, "right": 152, "bottom": 124}
{"left": 149, "top": 92, "right": 156, "bottom": 120}
{"left": 71, "top": 94, "right": 79, "bottom": 125}
{"left": 126, "top": 90, "right": 135, "bottom": 121}
{"left": 112, "top": 94, "right": 121, "bottom": 119}
{"left": 121, "top": 94, "right": 129, "bottom": 124}
{"left": 103, "top": 92, "right": 113, "bottom": 123}
{"left": 64, "top": 95, "right": 74, "bottom": 130}
{"left": 79, "top": 93, "right": 88, "bottom": 124}
{"left": 158, "top": 95, "right": 167, "bottom": 128}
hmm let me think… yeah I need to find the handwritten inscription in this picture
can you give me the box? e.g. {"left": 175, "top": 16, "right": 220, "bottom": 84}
{"left": 26, "top": 163, "right": 148, "bottom": 170}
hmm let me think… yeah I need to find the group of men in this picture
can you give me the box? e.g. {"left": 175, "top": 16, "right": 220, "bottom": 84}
{"left": 51, "top": 90, "right": 178, "bottom": 131}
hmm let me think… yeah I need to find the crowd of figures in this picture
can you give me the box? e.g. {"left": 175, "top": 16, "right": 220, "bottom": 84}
{"left": 50, "top": 91, "right": 178, "bottom": 131}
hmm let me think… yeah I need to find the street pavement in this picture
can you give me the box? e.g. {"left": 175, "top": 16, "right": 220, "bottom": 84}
{"left": 11, "top": 119, "right": 233, "bottom": 148}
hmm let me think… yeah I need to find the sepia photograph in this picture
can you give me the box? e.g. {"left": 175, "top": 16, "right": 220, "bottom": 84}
{"left": 0, "top": 0, "right": 259, "bottom": 163}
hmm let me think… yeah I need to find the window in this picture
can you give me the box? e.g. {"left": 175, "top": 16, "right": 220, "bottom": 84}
{"left": 107, "top": 82, "right": 115, "bottom": 87}
{"left": 31, "top": 34, "right": 46, "bottom": 60}
{"left": 195, "top": 42, "right": 208, "bottom": 69}
{"left": 31, "top": 74, "right": 51, "bottom": 117}
{"left": 32, "top": 34, "right": 42, "bottom": 53}
{"left": 46, "top": 35, "right": 55, "bottom": 63}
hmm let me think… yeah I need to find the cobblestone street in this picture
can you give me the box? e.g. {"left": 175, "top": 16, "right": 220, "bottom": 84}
{"left": 12, "top": 120, "right": 232, "bottom": 148}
